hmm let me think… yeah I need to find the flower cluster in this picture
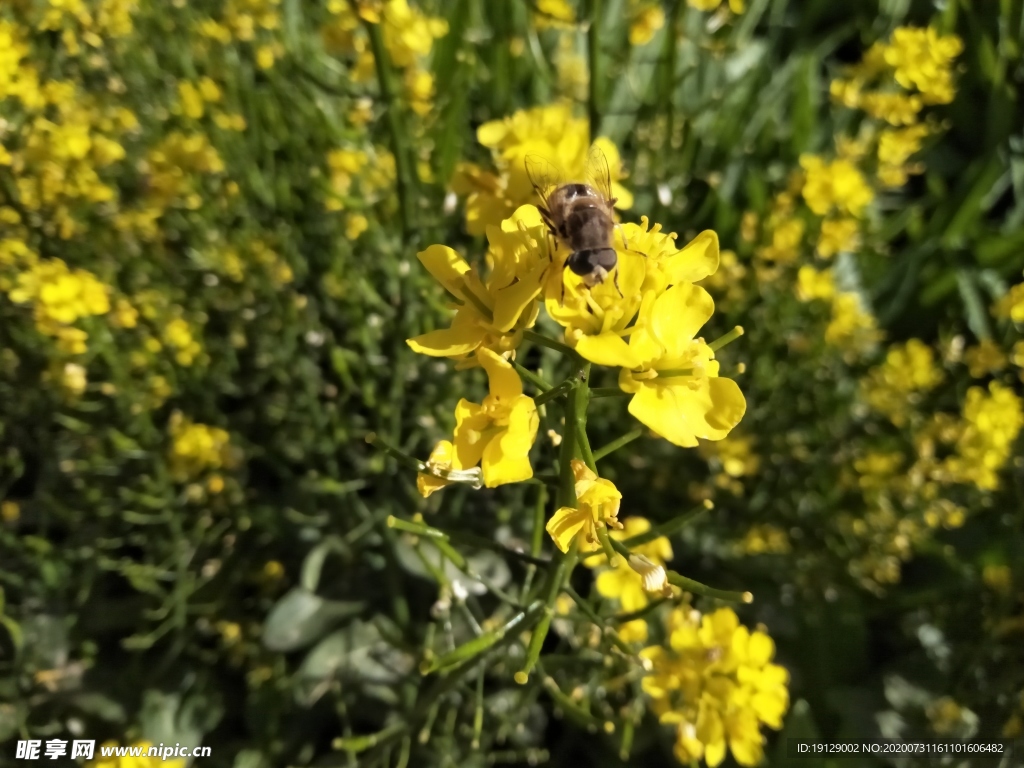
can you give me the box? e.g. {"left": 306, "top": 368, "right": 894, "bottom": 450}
{"left": 323, "top": 0, "right": 448, "bottom": 117}
{"left": 642, "top": 606, "right": 789, "bottom": 767}
{"left": 167, "top": 412, "right": 234, "bottom": 484}
{"left": 450, "top": 103, "right": 633, "bottom": 234}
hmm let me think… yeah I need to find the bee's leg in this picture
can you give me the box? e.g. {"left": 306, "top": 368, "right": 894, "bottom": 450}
{"left": 614, "top": 268, "right": 623, "bottom": 298}
{"left": 560, "top": 260, "right": 571, "bottom": 305}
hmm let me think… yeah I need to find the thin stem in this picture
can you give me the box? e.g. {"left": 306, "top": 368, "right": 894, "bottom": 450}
{"left": 573, "top": 363, "right": 596, "bottom": 472}
{"left": 365, "top": 432, "right": 423, "bottom": 471}
{"left": 512, "top": 360, "right": 553, "bottom": 392}
{"left": 517, "top": 544, "right": 577, "bottom": 683}
{"left": 523, "top": 329, "right": 581, "bottom": 359}
{"left": 540, "top": 667, "right": 609, "bottom": 732}
{"left": 421, "top": 602, "right": 542, "bottom": 674}
{"left": 709, "top": 325, "right": 745, "bottom": 352}
{"left": 360, "top": 12, "right": 417, "bottom": 239}
{"left": 593, "top": 428, "right": 643, "bottom": 462}
{"left": 666, "top": 571, "right": 753, "bottom": 604}
{"left": 562, "top": 584, "right": 635, "bottom": 657}
{"left": 535, "top": 378, "right": 577, "bottom": 407}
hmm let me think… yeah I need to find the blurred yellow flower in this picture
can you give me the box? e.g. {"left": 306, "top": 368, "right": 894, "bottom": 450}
{"left": 800, "top": 155, "right": 874, "bottom": 217}
{"left": 629, "top": 3, "right": 665, "bottom": 46}
{"left": 642, "top": 606, "right": 788, "bottom": 767}
{"left": 861, "top": 339, "right": 943, "bottom": 426}
{"left": 817, "top": 217, "right": 859, "bottom": 258}
{"left": 884, "top": 27, "right": 963, "bottom": 105}
{"left": 964, "top": 338, "right": 1007, "bottom": 378}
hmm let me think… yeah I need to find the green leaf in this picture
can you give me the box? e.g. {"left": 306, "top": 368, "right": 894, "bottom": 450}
{"left": 262, "top": 588, "right": 364, "bottom": 652}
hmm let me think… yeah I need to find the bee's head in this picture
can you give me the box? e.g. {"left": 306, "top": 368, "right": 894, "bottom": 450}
{"left": 568, "top": 248, "right": 618, "bottom": 286}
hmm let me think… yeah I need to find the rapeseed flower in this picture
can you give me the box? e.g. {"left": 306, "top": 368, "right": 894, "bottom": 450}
{"left": 439, "top": 347, "right": 540, "bottom": 489}
{"left": 546, "top": 460, "right": 623, "bottom": 553}
{"left": 642, "top": 606, "right": 789, "bottom": 767}
{"left": 616, "top": 280, "right": 746, "bottom": 447}
{"left": 944, "top": 382, "right": 1023, "bottom": 491}
{"left": 168, "top": 412, "right": 233, "bottom": 482}
{"left": 861, "top": 339, "right": 943, "bottom": 426}
{"left": 454, "top": 103, "right": 631, "bottom": 234}
{"left": 800, "top": 155, "right": 874, "bottom": 218}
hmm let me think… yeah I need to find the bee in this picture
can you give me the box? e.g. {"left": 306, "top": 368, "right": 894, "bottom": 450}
{"left": 527, "top": 147, "right": 624, "bottom": 293}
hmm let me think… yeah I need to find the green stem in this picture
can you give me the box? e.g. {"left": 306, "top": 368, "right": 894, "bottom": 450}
{"left": 517, "top": 544, "right": 577, "bottom": 684}
{"left": 593, "top": 428, "right": 643, "bottom": 462}
{"left": 709, "top": 325, "right": 744, "bottom": 352}
{"left": 458, "top": 281, "right": 494, "bottom": 322}
{"left": 666, "top": 571, "right": 752, "bottom": 604}
{"left": 365, "top": 432, "right": 423, "bottom": 471}
{"left": 512, "top": 360, "right": 553, "bottom": 393}
{"left": 573, "top": 363, "right": 596, "bottom": 472}
{"left": 562, "top": 584, "right": 635, "bottom": 657}
{"left": 421, "top": 602, "right": 543, "bottom": 674}
{"left": 540, "top": 670, "right": 607, "bottom": 732}
{"left": 581, "top": 501, "right": 711, "bottom": 562}
{"left": 361, "top": 14, "right": 417, "bottom": 240}
{"left": 335, "top": 723, "right": 406, "bottom": 753}
{"left": 613, "top": 597, "right": 669, "bottom": 624}
{"left": 523, "top": 329, "right": 581, "bottom": 359}
{"left": 535, "top": 378, "right": 577, "bottom": 407}
{"left": 521, "top": 485, "right": 548, "bottom": 599}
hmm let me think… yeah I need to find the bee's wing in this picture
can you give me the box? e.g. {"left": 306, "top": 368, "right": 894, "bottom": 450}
{"left": 583, "top": 144, "right": 614, "bottom": 203}
{"left": 525, "top": 154, "right": 562, "bottom": 211}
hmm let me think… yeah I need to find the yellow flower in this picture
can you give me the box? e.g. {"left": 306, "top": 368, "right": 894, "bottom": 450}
{"left": 168, "top": 412, "right": 233, "bottom": 482}
{"left": 964, "top": 338, "right": 1007, "bottom": 378}
{"left": 825, "top": 292, "right": 881, "bottom": 354}
{"left": 884, "top": 27, "right": 963, "bottom": 104}
{"left": 943, "top": 381, "right": 1023, "bottom": 491}
{"left": 450, "top": 347, "right": 539, "bottom": 488}
{"left": 618, "top": 280, "right": 746, "bottom": 447}
{"left": 546, "top": 460, "right": 623, "bottom": 553}
{"left": 995, "top": 279, "right": 1024, "bottom": 323}
{"left": 643, "top": 606, "right": 789, "bottom": 768}
{"left": 1, "top": 501, "right": 20, "bottom": 522}
{"left": 688, "top": 0, "right": 744, "bottom": 12}
{"left": 416, "top": 439, "right": 480, "bottom": 498}
{"left": 629, "top": 3, "right": 665, "bottom": 46}
{"left": 860, "top": 339, "right": 943, "bottom": 426}
{"left": 61, "top": 362, "right": 88, "bottom": 394}
{"left": 816, "top": 217, "right": 859, "bottom": 258}
{"left": 345, "top": 213, "right": 369, "bottom": 240}
{"left": 861, "top": 91, "right": 923, "bottom": 126}
{"left": 406, "top": 206, "right": 548, "bottom": 365}
{"left": 800, "top": 155, "right": 874, "bottom": 218}
{"left": 463, "top": 103, "right": 632, "bottom": 234}
{"left": 532, "top": 0, "right": 575, "bottom": 29}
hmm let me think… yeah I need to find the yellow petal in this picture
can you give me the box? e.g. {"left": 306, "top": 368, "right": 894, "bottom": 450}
{"left": 650, "top": 283, "right": 715, "bottom": 359}
{"left": 748, "top": 631, "right": 775, "bottom": 666}
{"left": 476, "top": 119, "right": 508, "bottom": 148}
{"left": 492, "top": 259, "right": 546, "bottom": 332}
{"left": 407, "top": 323, "right": 483, "bottom": 357}
{"left": 575, "top": 332, "right": 642, "bottom": 368}
{"left": 481, "top": 395, "right": 538, "bottom": 487}
{"left": 662, "top": 230, "right": 720, "bottom": 285}
{"left": 417, "top": 244, "right": 472, "bottom": 297}
{"left": 752, "top": 689, "right": 789, "bottom": 730}
{"left": 628, "top": 376, "right": 743, "bottom": 448}
{"left": 477, "top": 346, "right": 523, "bottom": 399}
{"left": 417, "top": 473, "right": 451, "bottom": 498}
{"left": 595, "top": 568, "right": 626, "bottom": 600}
{"left": 546, "top": 505, "right": 590, "bottom": 553}
{"left": 452, "top": 399, "right": 489, "bottom": 469}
